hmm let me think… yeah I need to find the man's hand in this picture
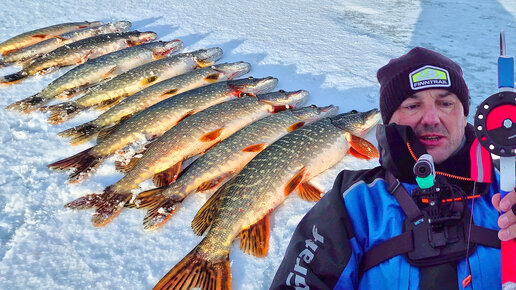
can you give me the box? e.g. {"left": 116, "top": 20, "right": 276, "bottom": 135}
{"left": 492, "top": 188, "right": 516, "bottom": 241}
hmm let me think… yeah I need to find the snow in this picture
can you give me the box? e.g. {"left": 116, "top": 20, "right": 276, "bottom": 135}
{"left": 0, "top": 0, "right": 515, "bottom": 289}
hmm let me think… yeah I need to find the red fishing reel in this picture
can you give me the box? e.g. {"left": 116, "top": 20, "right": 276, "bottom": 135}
{"left": 474, "top": 91, "right": 516, "bottom": 157}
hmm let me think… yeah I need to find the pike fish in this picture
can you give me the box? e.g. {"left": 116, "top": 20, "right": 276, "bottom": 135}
{"left": 6, "top": 40, "right": 183, "bottom": 113}
{"left": 1, "top": 30, "right": 157, "bottom": 84}
{"left": 43, "top": 47, "right": 223, "bottom": 124}
{"left": 47, "top": 77, "right": 277, "bottom": 183}
{"left": 58, "top": 61, "right": 251, "bottom": 145}
{"left": 63, "top": 90, "right": 307, "bottom": 227}
{"left": 0, "top": 21, "right": 101, "bottom": 56}
{"left": 0, "top": 21, "right": 132, "bottom": 68}
{"left": 153, "top": 109, "right": 380, "bottom": 290}
{"left": 135, "top": 104, "right": 338, "bottom": 231}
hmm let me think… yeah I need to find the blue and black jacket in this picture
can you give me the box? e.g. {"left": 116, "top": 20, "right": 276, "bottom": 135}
{"left": 270, "top": 123, "right": 501, "bottom": 289}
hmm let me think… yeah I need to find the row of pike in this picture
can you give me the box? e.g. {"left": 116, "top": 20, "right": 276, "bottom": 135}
{"left": 2, "top": 21, "right": 381, "bottom": 289}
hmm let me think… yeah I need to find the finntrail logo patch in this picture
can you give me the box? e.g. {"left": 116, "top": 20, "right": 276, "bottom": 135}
{"left": 409, "top": 65, "right": 451, "bottom": 90}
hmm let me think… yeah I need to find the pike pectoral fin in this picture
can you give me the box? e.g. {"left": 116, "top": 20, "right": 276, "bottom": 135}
{"left": 154, "top": 249, "right": 230, "bottom": 290}
{"left": 160, "top": 88, "right": 178, "bottom": 98}
{"left": 102, "top": 65, "right": 119, "bottom": 79}
{"left": 153, "top": 160, "right": 183, "bottom": 187}
{"left": 241, "top": 143, "right": 267, "bottom": 153}
{"left": 287, "top": 121, "right": 305, "bottom": 132}
{"left": 200, "top": 128, "right": 224, "bottom": 142}
{"left": 95, "top": 95, "right": 126, "bottom": 111}
{"left": 348, "top": 147, "right": 370, "bottom": 160}
{"left": 284, "top": 167, "right": 307, "bottom": 196}
{"left": 204, "top": 73, "right": 220, "bottom": 83}
{"left": 346, "top": 133, "right": 379, "bottom": 158}
{"left": 77, "top": 50, "right": 93, "bottom": 64}
{"left": 298, "top": 182, "right": 323, "bottom": 201}
{"left": 240, "top": 214, "right": 270, "bottom": 257}
{"left": 141, "top": 75, "right": 158, "bottom": 86}
{"left": 192, "top": 181, "right": 229, "bottom": 236}
{"left": 195, "top": 59, "right": 215, "bottom": 68}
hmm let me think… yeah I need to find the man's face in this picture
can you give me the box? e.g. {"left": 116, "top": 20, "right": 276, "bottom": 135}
{"left": 389, "top": 89, "right": 467, "bottom": 164}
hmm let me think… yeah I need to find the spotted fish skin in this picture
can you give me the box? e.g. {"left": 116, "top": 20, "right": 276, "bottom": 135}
{"left": 47, "top": 77, "right": 278, "bottom": 184}
{"left": 61, "top": 89, "right": 307, "bottom": 229}
{"left": 152, "top": 109, "right": 381, "bottom": 290}
{"left": 1, "top": 21, "right": 132, "bottom": 66}
{"left": 0, "top": 21, "right": 102, "bottom": 56}
{"left": 44, "top": 47, "right": 223, "bottom": 124}
{"left": 58, "top": 61, "right": 251, "bottom": 144}
{"left": 1, "top": 31, "right": 158, "bottom": 84}
{"left": 6, "top": 40, "right": 183, "bottom": 113}
{"left": 134, "top": 104, "right": 338, "bottom": 230}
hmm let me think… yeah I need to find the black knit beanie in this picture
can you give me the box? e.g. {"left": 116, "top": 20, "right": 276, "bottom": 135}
{"left": 377, "top": 47, "right": 469, "bottom": 124}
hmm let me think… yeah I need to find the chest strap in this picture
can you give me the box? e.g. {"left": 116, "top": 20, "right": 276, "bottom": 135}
{"left": 358, "top": 172, "right": 501, "bottom": 277}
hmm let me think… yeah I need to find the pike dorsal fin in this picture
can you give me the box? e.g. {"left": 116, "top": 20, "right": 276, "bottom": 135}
{"left": 191, "top": 181, "right": 229, "bottom": 236}
{"left": 284, "top": 167, "right": 307, "bottom": 196}
{"left": 240, "top": 214, "right": 270, "bottom": 257}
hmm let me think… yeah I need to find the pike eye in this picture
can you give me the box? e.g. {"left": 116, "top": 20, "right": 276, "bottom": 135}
{"left": 279, "top": 89, "right": 286, "bottom": 93}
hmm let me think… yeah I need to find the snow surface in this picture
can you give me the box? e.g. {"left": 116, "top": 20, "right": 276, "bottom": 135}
{"left": 0, "top": 0, "right": 515, "bottom": 289}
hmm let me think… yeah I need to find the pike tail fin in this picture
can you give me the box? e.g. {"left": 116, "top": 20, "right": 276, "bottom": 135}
{"left": 47, "top": 147, "right": 105, "bottom": 183}
{"left": 58, "top": 121, "right": 101, "bottom": 145}
{"left": 43, "top": 102, "right": 83, "bottom": 124}
{"left": 5, "top": 94, "right": 48, "bottom": 113}
{"left": 154, "top": 248, "right": 230, "bottom": 290}
{"left": 65, "top": 187, "right": 131, "bottom": 227}
{"left": 1, "top": 71, "right": 29, "bottom": 84}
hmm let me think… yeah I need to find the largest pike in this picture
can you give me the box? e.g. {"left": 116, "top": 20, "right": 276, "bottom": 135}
{"left": 0, "top": 21, "right": 132, "bottom": 68}
{"left": 57, "top": 62, "right": 251, "bottom": 145}
{"left": 63, "top": 90, "right": 307, "bottom": 228}
{"left": 153, "top": 109, "right": 380, "bottom": 290}
{"left": 43, "top": 47, "right": 223, "bottom": 124}
{"left": 6, "top": 40, "right": 183, "bottom": 113}
{"left": 1, "top": 30, "right": 158, "bottom": 84}
{"left": 135, "top": 104, "right": 338, "bottom": 231}
{"left": 0, "top": 21, "right": 101, "bottom": 56}
{"left": 47, "top": 77, "right": 278, "bottom": 183}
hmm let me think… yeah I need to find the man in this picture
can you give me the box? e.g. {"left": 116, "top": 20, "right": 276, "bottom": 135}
{"left": 270, "top": 47, "right": 516, "bottom": 289}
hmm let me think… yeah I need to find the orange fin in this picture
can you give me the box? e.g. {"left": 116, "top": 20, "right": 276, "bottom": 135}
{"left": 241, "top": 143, "right": 267, "bottom": 153}
{"left": 176, "top": 109, "right": 195, "bottom": 124}
{"left": 348, "top": 147, "right": 370, "bottom": 160}
{"left": 102, "top": 65, "right": 119, "bottom": 79}
{"left": 240, "top": 214, "right": 270, "bottom": 257}
{"left": 95, "top": 95, "right": 125, "bottom": 110}
{"left": 196, "top": 172, "right": 234, "bottom": 192}
{"left": 195, "top": 59, "right": 215, "bottom": 68}
{"left": 153, "top": 160, "right": 183, "bottom": 187}
{"left": 154, "top": 249, "right": 230, "bottom": 290}
{"left": 200, "top": 128, "right": 224, "bottom": 142}
{"left": 160, "top": 88, "right": 178, "bottom": 97}
{"left": 345, "top": 133, "right": 379, "bottom": 158}
{"left": 298, "top": 182, "right": 323, "bottom": 201}
{"left": 191, "top": 181, "right": 229, "bottom": 236}
{"left": 204, "top": 73, "right": 220, "bottom": 83}
{"left": 140, "top": 75, "right": 158, "bottom": 86}
{"left": 77, "top": 50, "right": 93, "bottom": 64}
{"left": 287, "top": 121, "right": 305, "bottom": 132}
{"left": 284, "top": 167, "right": 307, "bottom": 196}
